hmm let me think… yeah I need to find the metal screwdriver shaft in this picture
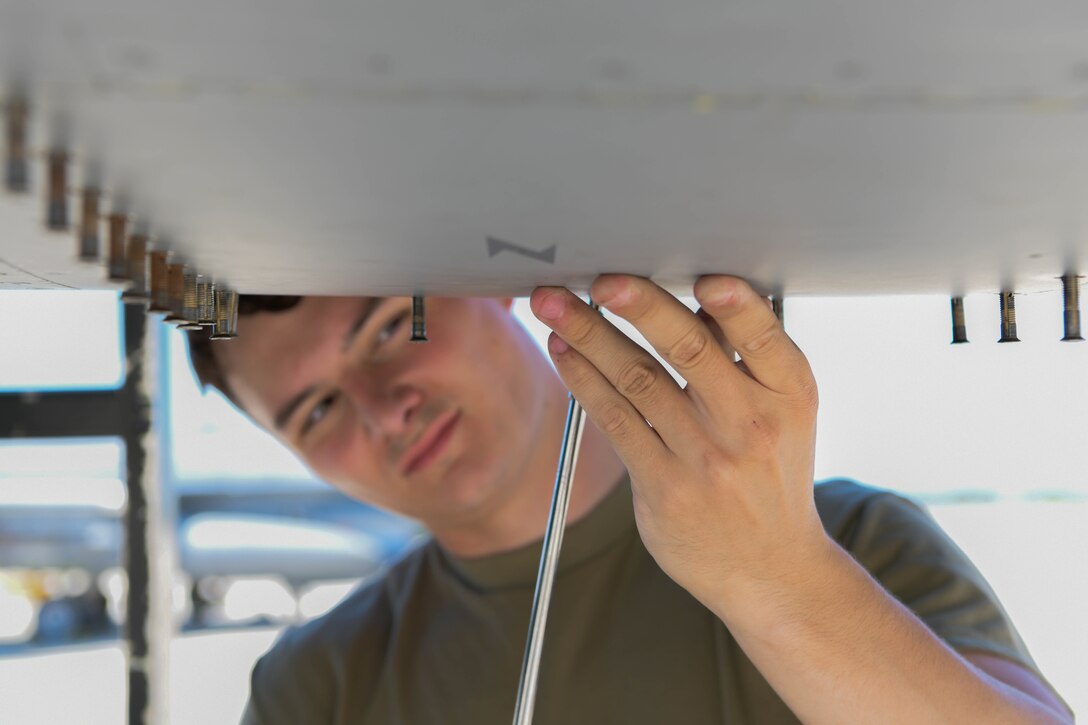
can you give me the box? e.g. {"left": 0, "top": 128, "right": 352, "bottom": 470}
{"left": 511, "top": 301, "right": 600, "bottom": 725}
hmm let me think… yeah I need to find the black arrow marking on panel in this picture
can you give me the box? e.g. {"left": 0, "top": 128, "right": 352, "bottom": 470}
{"left": 487, "top": 237, "right": 557, "bottom": 264}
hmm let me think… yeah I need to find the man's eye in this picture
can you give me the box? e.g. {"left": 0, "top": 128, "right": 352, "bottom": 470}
{"left": 302, "top": 394, "right": 337, "bottom": 435}
{"left": 375, "top": 313, "right": 408, "bottom": 346}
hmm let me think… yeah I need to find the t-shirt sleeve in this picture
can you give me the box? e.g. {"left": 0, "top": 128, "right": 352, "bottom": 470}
{"left": 820, "top": 482, "right": 1069, "bottom": 713}
{"left": 822, "top": 483, "right": 1070, "bottom": 714}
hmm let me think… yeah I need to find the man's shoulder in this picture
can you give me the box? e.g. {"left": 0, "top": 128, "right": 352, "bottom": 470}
{"left": 241, "top": 540, "right": 439, "bottom": 723}
{"left": 249, "top": 539, "right": 436, "bottom": 693}
{"left": 813, "top": 477, "right": 931, "bottom": 547}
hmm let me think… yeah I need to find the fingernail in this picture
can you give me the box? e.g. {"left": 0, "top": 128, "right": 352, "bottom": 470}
{"left": 593, "top": 275, "right": 634, "bottom": 307}
{"left": 538, "top": 292, "right": 566, "bottom": 321}
{"left": 549, "top": 334, "right": 569, "bottom": 355}
{"left": 703, "top": 286, "right": 736, "bottom": 307}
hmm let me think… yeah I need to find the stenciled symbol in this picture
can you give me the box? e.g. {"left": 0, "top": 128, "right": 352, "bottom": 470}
{"left": 486, "top": 237, "right": 556, "bottom": 264}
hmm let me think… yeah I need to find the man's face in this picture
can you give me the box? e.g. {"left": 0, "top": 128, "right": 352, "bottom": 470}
{"left": 214, "top": 296, "right": 555, "bottom": 531}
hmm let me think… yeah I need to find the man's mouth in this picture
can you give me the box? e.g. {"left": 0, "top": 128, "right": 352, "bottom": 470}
{"left": 400, "top": 410, "right": 461, "bottom": 476}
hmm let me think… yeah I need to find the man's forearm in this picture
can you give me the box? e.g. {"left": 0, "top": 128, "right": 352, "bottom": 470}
{"left": 710, "top": 535, "right": 1070, "bottom": 725}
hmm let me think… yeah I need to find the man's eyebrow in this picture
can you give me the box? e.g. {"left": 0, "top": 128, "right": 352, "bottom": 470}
{"left": 342, "top": 297, "right": 382, "bottom": 352}
{"left": 274, "top": 385, "right": 317, "bottom": 432}
{"left": 273, "top": 298, "right": 380, "bottom": 432}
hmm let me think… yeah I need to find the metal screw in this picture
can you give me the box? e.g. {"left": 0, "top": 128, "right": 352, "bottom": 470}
{"left": 46, "top": 150, "right": 68, "bottom": 230}
{"left": 998, "top": 290, "right": 1020, "bottom": 343}
{"left": 164, "top": 262, "right": 187, "bottom": 323}
{"left": 197, "top": 277, "right": 216, "bottom": 326}
{"left": 4, "top": 98, "right": 29, "bottom": 192}
{"left": 121, "top": 234, "right": 150, "bottom": 305}
{"left": 107, "top": 213, "right": 129, "bottom": 280}
{"left": 950, "top": 297, "right": 968, "bottom": 344}
{"left": 771, "top": 296, "right": 784, "bottom": 325}
{"left": 182, "top": 269, "right": 200, "bottom": 324}
{"left": 1061, "top": 273, "right": 1084, "bottom": 342}
{"left": 45, "top": 151, "right": 69, "bottom": 229}
{"left": 78, "top": 188, "right": 100, "bottom": 261}
{"left": 148, "top": 251, "right": 171, "bottom": 312}
{"left": 210, "top": 287, "right": 239, "bottom": 340}
{"left": 410, "top": 295, "right": 428, "bottom": 342}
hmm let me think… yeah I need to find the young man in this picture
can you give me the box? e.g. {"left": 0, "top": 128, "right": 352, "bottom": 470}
{"left": 187, "top": 274, "right": 1072, "bottom": 724}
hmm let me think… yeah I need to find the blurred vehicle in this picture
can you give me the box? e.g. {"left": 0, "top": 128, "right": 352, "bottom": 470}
{"left": 180, "top": 511, "right": 394, "bottom": 627}
{"left": 0, "top": 479, "right": 421, "bottom": 646}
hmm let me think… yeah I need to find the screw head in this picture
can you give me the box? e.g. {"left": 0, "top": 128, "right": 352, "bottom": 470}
{"left": 45, "top": 151, "right": 69, "bottom": 231}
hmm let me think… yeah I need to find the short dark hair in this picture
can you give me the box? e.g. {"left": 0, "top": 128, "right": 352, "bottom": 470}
{"left": 185, "top": 295, "right": 303, "bottom": 406}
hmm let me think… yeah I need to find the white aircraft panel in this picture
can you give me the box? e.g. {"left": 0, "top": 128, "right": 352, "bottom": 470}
{"left": 2, "top": 1, "right": 1088, "bottom": 297}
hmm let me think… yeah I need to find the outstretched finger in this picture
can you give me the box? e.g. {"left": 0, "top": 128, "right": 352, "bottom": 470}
{"left": 693, "top": 276, "right": 816, "bottom": 401}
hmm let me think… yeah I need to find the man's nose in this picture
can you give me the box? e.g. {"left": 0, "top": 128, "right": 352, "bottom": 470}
{"left": 339, "top": 370, "right": 422, "bottom": 439}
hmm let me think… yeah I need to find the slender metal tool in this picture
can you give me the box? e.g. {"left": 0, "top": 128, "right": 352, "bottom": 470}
{"left": 511, "top": 300, "right": 600, "bottom": 725}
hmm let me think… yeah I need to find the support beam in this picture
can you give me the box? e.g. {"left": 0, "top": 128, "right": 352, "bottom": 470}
{"left": 0, "top": 301, "right": 173, "bottom": 725}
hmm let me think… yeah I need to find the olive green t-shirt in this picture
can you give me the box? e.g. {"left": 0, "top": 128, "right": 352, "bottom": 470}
{"left": 240, "top": 477, "right": 1064, "bottom": 724}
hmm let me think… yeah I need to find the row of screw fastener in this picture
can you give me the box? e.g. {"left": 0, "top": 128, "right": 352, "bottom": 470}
{"left": 15, "top": 124, "right": 225, "bottom": 329}
{"left": 151, "top": 258, "right": 231, "bottom": 333}
{"left": 4, "top": 98, "right": 29, "bottom": 192}
{"left": 950, "top": 277, "right": 1085, "bottom": 344}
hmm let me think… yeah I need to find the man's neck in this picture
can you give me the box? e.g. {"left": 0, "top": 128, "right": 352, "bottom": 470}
{"left": 433, "top": 382, "right": 628, "bottom": 559}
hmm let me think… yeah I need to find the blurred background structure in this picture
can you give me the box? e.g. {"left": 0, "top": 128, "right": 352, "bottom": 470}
{"left": 0, "top": 288, "right": 1084, "bottom": 723}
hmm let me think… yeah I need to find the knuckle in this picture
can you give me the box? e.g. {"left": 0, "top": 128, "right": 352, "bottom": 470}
{"left": 700, "top": 446, "right": 735, "bottom": 481}
{"left": 616, "top": 358, "right": 661, "bottom": 400}
{"left": 738, "top": 322, "right": 782, "bottom": 358}
{"left": 597, "top": 401, "right": 632, "bottom": 437}
{"left": 565, "top": 312, "right": 602, "bottom": 347}
{"left": 565, "top": 360, "right": 598, "bottom": 389}
{"left": 665, "top": 324, "right": 713, "bottom": 371}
